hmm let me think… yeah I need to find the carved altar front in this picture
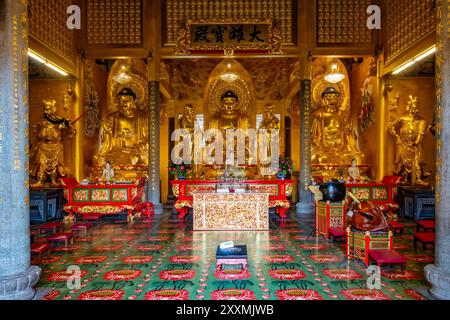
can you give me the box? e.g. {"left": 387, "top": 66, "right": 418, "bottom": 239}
{"left": 193, "top": 192, "right": 269, "bottom": 231}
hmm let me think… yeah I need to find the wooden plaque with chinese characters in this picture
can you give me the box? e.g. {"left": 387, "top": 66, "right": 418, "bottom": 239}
{"left": 193, "top": 193, "right": 270, "bottom": 231}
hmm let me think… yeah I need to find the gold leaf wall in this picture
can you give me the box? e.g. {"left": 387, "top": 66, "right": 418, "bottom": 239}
{"left": 385, "top": 0, "right": 435, "bottom": 63}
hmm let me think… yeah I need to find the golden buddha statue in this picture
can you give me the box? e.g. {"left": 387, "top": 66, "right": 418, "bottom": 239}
{"left": 94, "top": 88, "right": 148, "bottom": 167}
{"left": 209, "top": 91, "right": 250, "bottom": 132}
{"left": 388, "top": 96, "right": 430, "bottom": 186}
{"left": 311, "top": 87, "right": 364, "bottom": 165}
{"left": 30, "top": 99, "right": 75, "bottom": 187}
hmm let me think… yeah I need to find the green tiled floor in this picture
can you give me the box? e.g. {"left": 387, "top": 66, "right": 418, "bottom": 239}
{"left": 32, "top": 210, "right": 432, "bottom": 300}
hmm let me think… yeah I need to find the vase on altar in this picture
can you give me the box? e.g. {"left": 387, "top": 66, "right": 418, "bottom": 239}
{"left": 277, "top": 173, "right": 287, "bottom": 180}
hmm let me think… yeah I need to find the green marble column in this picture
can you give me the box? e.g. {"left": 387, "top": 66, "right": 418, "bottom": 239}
{"left": 0, "top": 0, "right": 41, "bottom": 300}
{"left": 148, "top": 81, "right": 163, "bottom": 214}
{"left": 425, "top": 0, "right": 450, "bottom": 300}
{"left": 296, "top": 80, "right": 314, "bottom": 216}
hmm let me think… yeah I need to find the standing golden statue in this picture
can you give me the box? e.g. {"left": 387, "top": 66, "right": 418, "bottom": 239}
{"left": 94, "top": 88, "right": 149, "bottom": 167}
{"left": 260, "top": 105, "right": 280, "bottom": 131}
{"left": 30, "top": 99, "right": 75, "bottom": 187}
{"left": 259, "top": 105, "right": 280, "bottom": 174}
{"left": 179, "top": 104, "right": 196, "bottom": 134}
{"left": 388, "top": 96, "right": 430, "bottom": 186}
{"left": 311, "top": 87, "right": 364, "bottom": 165}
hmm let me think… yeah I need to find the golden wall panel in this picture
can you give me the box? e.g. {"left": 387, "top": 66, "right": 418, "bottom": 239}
{"left": 317, "top": 0, "right": 373, "bottom": 45}
{"left": 86, "top": 0, "right": 143, "bottom": 46}
{"left": 385, "top": 0, "right": 435, "bottom": 62}
{"left": 164, "top": 0, "right": 296, "bottom": 45}
{"left": 28, "top": 0, "right": 75, "bottom": 61}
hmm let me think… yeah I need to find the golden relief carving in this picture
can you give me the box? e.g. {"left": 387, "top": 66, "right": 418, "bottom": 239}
{"left": 86, "top": 0, "right": 143, "bottom": 45}
{"left": 317, "top": 0, "right": 373, "bottom": 45}
{"left": 28, "top": 0, "right": 75, "bottom": 61}
{"left": 165, "top": 0, "right": 295, "bottom": 46}
{"left": 385, "top": 0, "right": 435, "bottom": 62}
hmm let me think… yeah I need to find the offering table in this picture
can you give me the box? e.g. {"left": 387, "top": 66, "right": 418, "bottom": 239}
{"left": 193, "top": 192, "right": 269, "bottom": 231}
{"left": 172, "top": 179, "right": 294, "bottom": 219}
{"left": 61, "top": 178, "right": 146, "bottom": 221}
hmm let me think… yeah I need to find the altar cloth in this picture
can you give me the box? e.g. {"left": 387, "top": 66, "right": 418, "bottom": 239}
{"left": 193, "top": 192, "right": 269, "bottom": 231}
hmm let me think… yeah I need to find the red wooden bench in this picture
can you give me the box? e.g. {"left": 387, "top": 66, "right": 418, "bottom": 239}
{"left": 47, "top": 232, "right": 75, "bottom": 247}
{"left": 417, "top": 220, "right": 435, "bottom": 233}
{"left": 414, "top": 232, "right": 435, "bottom": 250}
{"left": 369, "top": 249, "right": 407, "bottom": 273}
{"left": 38, "top": 222, "right": 64, "bottom": 235}
{"left": 71, "top": 222, "right": 94, "bottom": 236}
{"left": 31, "top": 243, "right": 51, "bottom": 263}
{"left": 328, "top": 227, "right": 346, "bottom": 242}
{"left": 82, "top": 214, "right": 102, "bottom": 224}
{"left": 389, "top": 221, "right": 405, "bottom": 235}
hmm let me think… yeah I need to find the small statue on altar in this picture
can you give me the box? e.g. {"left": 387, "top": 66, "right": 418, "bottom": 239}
{"left": 347, "top": 158, "right": 362, "bottom": 183}
{"left": 94, "top": 87, "right": 149, "bottom": 167}
{"left": 311, "top": 87, "right": 365, "bottom": 165}
{"left": 30, "top": 99, "right": 76, "bottom": 187}
{"left": 388, "top": 96, "right": 430, "bottom": 186}
{"left": 102, "top": 161, "right": 115, "bottom": 184}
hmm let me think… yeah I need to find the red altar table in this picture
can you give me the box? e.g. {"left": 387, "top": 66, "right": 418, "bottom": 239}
{"left": 346, "top": 176, "right": 400, "bottom": 206}
{"left": 61, "top": 178, "right": 146, "bottom": 220}
{"left": 171, "top": 179, "right": 294, "bottom": 219}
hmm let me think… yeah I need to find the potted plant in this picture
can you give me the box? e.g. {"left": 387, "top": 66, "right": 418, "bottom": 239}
{"left": 169, "top": 161, "right": 192, "bottom": 180}
{"left": 277, "top": 155, "right": 294, "bottom": 180}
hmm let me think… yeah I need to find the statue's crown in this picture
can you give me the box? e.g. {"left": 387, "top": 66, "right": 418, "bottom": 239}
{"left": 322, "top": 86, "right": 340, "bottom": 97}
{"left": 43, "top": 99, "right": 56, "bottom": 107}
{"left": 118, "top": 87, "right": 136, "bottom": 99}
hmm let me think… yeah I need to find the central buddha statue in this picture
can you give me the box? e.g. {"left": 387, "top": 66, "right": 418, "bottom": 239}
{"left": 94, "top": 87, "right": 148, "bottom": 167}
{"left": 311, "top": 87, "right": 365, "bottom": 165}
{"left": 209, "top": 91, "right": 250, "bottom": 132}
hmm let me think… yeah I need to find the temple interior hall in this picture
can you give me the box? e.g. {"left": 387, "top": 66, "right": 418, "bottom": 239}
{"left": 0, "top": 0, "right": 450, "bottom": 301}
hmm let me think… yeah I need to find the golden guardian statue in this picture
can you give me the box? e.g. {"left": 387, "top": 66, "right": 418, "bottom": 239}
{"left": 388, "top": 96, "right": 430, "bottom": 186}
{"left": 30, "top": 99, "right": 75, "bottom": 187}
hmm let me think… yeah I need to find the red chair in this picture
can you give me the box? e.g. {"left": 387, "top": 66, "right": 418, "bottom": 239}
{"left": 389, "top": 221, "right": 405, "bottom": 235}
{"left": 369, "top": 249, "right": 407, "bottom": 273}
{"left": 47, "top": 232, "right": 75, "bottom": 247}
{"left": 31, "top": 243, "right": 51, "bottom": 263}
{"left": 328, "top": 227, "right": 346, "bottom": 242}
{"left": 414, "top": 232, "right": 435, "bottom": 250}
{"left": 38, "top": 222, "right": 64, "bottom": 235}
{"left": 417, "top": 220, "right": 435, "bottom": 233}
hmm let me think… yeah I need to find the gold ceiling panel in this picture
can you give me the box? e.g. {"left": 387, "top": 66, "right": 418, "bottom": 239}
{"left": 317, "top": 0, "right": 373, "bottom": 45}
{"left": 28, "top": 0, "right": 75, "bottom": 61}
{"left": 385, "top": 0, "right": 435, "bottom": 63}
{"left": 86, "top": 0, "right": 143, "bottom": 46}
{"left": 164, "top": 0, "right": 296, "bottom": 46}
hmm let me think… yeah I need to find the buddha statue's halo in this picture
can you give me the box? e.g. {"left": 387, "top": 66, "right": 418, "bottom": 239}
{"left": 311, "top": 58, "right": 350, "bottom": 113}
{"left": 108, "top": 59, "right": 148, "bottom": 112}
{"left": 204, "top": 59, "right": 256, "bottom": 123}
